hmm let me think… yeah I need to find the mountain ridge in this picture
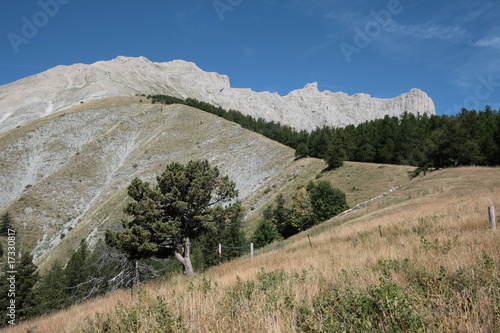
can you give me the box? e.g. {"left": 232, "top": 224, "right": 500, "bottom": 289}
{"left": 0, "top": 56, "right": 435, "bottom": 133}
{"left": 0, "top": 97, "right": 318, "bottom": 264}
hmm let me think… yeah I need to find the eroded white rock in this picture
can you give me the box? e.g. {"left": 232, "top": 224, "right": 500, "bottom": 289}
{"left": 0, "top": 56, "right": 435, "bottom": 133}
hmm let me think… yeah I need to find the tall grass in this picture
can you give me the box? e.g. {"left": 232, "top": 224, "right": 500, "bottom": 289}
{"left": 4, "top": 166, "right": 499, "bottom": 332}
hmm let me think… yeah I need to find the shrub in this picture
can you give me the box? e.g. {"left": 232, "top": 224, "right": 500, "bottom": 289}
{"left": 80, "top": 292, "right": 185, "bottom": 333}
{"left": 298, "top": 278, "right": 427, "bottom": 332}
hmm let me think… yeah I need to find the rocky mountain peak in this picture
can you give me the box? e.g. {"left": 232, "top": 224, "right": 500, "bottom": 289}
{"left": 0, "top": 57, "right": 435, "bottom": 133}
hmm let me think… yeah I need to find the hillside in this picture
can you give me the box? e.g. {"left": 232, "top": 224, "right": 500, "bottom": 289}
{"left": 5, "top": 166, "right": 499, "bottom": 332}
{"left": 0, "top": 96, "right": 320, "bottom": 268}
{"left": 0, "top": 56, "right": 435, "bottom": 133}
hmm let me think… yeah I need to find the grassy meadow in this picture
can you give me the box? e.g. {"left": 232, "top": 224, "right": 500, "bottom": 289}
{"left": 4, "top": 165, "right": 499, "bottom": 333}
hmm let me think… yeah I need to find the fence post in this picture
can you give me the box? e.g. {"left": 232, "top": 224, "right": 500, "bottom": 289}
{"left": 250, "top": 242, "right": 254, "bottom": 259}
{"left": 488, "top": 206, "right": 496, "bottom": 230}
{"left": 218, "top": 243, "right": 222, "bottom": 263}
{"left": 378, "top": 225, "right": 383, "bottom": 238}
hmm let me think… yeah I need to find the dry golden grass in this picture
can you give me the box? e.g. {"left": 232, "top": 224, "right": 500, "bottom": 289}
{"left": 4, "top": 166, "right": 500, "bottom": 332}
{"left": 243, "top": 160, "right": 415, "bottom": 234}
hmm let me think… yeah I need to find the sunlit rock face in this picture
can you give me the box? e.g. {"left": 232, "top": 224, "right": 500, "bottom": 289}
{"left": 0, "top": 56, "right": 435, "bottom": 133}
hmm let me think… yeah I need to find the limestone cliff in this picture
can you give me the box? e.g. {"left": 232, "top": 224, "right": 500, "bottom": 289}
{"left": 0, "top": 56, "right": 435, "bottom": 133}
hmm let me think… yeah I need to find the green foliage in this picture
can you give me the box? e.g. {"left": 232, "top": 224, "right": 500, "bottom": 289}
{"left": 28, "top": 261, "right": 69, "bottom": 317}
{"left": 288, "top": 189, "right": 316, "bottom": 231}
{"left": 106, "top": 160, "right": 239, "bottom": 275}
{"left": 252, "top": 219, "right": 281, "bottom": 249}
{"left": 1, "top": 240, "right": 184, "bottom": 325}
{"left": 307, "top": 128, "right": 331, "bottom": 159}
{"left": 271, "top": 194, "right": 298, "bottom": 238}
{"left": 151, "top": 94, "right": 307, "bottom": 150}
{"left": 306, "top": 180, "right": 349, "bottom": 223}
{"left": 221, "top": 269, "right": 302, "bottom": 320}
{"left": 193, "top": 203, "right": 247, "bottom": 271}
{"left": 266, "top": 182, "right": 348, "bottom": 239}
{"left": 372, "top": 255, "right": 500, "bottom": 332}
{"left": 150, "top": 95, "right": 185, "bottom": 105}
{"left": 62, "top": 240, "right": 98, "bottom": 301}
{"left": 80, "top": 292, "right": 185, "bottom": 333}
{"left": 339, "top": 109, "right": 500, "bottom": 168}
{"left": 26, "top": 241, "right": 132, "bottom": 319}
{"left": 0, "top": 254, "right": 40, "bottom": 325}
{"left": 324, "top": 142, "right": 347, "bottom": 169}
{"left": 215, "top": 252, "right": 499, "bottom": 332}
{"left": 298, "top": 278, "right": 427, "bottom": 332}
{"left": 15, "top": 254, "right": 39, "bottom": 319}
{"left": 294, "top": 142, "right": 310, "bottom": 159}
{"left": 419, "top": 235, "right": 458, "bottom": 255}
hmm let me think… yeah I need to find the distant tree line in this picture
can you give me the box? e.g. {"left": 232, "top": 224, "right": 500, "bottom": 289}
{"left": 323, "top": 107, "right": 500, "bottom": 169}
{"left": 149, "top": 95, "right": 500, "bottom": 170}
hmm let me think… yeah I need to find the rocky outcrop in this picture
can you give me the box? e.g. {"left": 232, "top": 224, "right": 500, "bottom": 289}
{"left": 0, "top": 56, "right": 435, "bottom": 133}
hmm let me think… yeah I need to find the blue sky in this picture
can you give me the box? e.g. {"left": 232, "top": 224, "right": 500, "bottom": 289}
{"left": 0, "top": 0, "right": 499, "bottom": 115}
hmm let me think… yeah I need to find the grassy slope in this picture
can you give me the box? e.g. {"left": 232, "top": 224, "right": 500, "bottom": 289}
{"left": 6, "top": 165, "right": 499, "bottom": 332}
{"left": 244, "top": 161, "right": 414, "bottom": 234}
{"left": 0, "top": 97, "right": 309, "bottom": 271}
{"left": 0, "top": 96, "right": 415, "bottom": 271}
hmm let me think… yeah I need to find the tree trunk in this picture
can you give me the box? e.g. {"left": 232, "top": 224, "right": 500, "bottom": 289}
{"left": 133, "top": 259, "right": 139, "bottom": 286}
{"left": 174, "top": 237, "right": 195, "bottom": 276}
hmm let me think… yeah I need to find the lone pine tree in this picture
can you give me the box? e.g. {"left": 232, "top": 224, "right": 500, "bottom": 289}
{"left": 106, "top": 160, "right": 239, "bottom": 277}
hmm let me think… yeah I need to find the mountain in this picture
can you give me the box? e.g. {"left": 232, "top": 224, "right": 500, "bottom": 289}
{"left": 0, "top": 56, "right": 435, "bottom": 266}
{"left": 0, "top": 97, "right": 321, "bottom": 265}
{"left": 0, "top": 56, "right": 435, "bottom": 133}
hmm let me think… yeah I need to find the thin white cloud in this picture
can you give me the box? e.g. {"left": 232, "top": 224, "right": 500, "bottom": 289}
{"left": 475, "top": 37, "right": 500, "bottom": 49}
{"left": 385, "top": 22, "right": 474, "bottom": 44}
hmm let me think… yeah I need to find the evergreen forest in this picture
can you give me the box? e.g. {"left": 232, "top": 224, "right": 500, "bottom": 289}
{"left": 149, "top": 94, "right": 500, "bottom": 170}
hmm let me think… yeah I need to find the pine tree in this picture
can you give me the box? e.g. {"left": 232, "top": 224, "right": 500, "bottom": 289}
{"left": 63, "top": 240, "right": 96, "bottom": 302}
{"left": 272, "top": 194, "right": 297, "bottom": 238}
{"left": 106, "top": 160, "right": 239, "bottom": 276}
{"left": 324, "top": 143, "right": 347, "bottom": 169}
{"left": 307, "top": 129, "right": 331, "bottom": 158}
{"left": 219, "top": 205, "right": 247, "bottom": 261}
{"left": 295, "top": 142, "right": 309, "bottom": 159}
{"left": 14, "top": 254, "right": 39, "bottom": 320}
{"left": 193, "top": 203, "right": 246, "bottom": 270}
{"left": 253, "top": 219, "right": 281, "bottom": 249}
{"left": 29, "top": 261, "right": 69, "bottom": 317}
